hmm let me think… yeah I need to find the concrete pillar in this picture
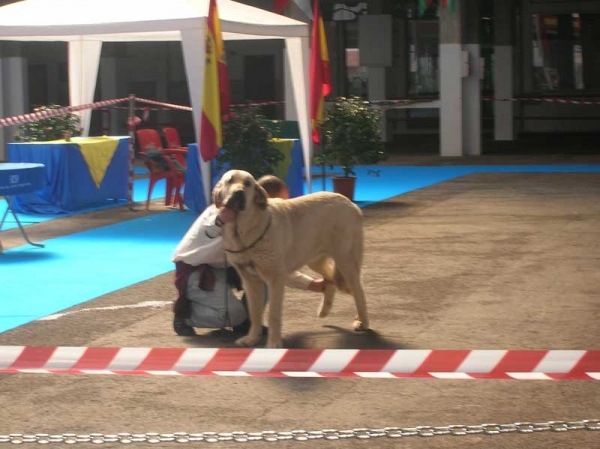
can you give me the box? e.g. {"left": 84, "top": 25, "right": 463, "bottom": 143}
{"left": 463, "top": 0, "right": 482, "bottom": 155}
{"left": 439, "top": 0, "right": 464, "bottom": 156}
{"left": 494, "top": 0, "right": 515, "bottom": 140}
{"left": 367, "top": 66, "right": 387, "bottom": 141}
{"left": 0, "top": 43, "right": 26, "bottom": 160}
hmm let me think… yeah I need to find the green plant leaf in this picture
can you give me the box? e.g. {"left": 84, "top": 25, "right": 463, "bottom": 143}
{"left": 316, "top": 97, "right": 385, "bottom": 177}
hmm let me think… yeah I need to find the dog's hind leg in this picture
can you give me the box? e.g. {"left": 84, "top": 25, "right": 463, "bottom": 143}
{"left": 334, "top": 240, "right": 369, "bottom": 332}
{"left": 235, "top": 277, "right": 266, "bottom": 347}
{"left": 308, "top": 256, "right": 336, "bottom": 318}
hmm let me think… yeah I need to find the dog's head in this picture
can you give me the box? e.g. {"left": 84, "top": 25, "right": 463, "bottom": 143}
{"left": 212, "top": 169, "right": 268, "bottom": 213}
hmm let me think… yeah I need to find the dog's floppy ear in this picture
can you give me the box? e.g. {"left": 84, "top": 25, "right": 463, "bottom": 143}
{"left": 254, "top": 183, "right": 268, "bottom": 210}
{"left": 212, "top": 180, "right": 224, "bottom": 207}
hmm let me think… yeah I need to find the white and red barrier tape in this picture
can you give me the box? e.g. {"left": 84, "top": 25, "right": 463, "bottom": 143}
{"left": 369, "top": 97, "right": 600, "bottom": 108}
{"left": 0, "top": 347, "right": 598, "bottom": 379}
{"left": 482, "top": 96, "right": 600, "bottom": 106}
{"left": 0, "top": 98, "right": 131, "bottom": 129}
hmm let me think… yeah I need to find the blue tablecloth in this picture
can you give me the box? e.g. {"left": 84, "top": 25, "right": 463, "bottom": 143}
{"left": 7, "top": 137, "right": 130, "bottom": 213}
{"left": 184, "top": 138, "right": 304, "bottom": 213}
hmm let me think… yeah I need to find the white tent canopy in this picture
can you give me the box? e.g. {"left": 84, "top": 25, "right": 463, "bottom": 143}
{"left": 0, "top": 0, "right": 312, "bottom": 204}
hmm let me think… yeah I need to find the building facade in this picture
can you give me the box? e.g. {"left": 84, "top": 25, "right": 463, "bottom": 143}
{"left": 1, "top": 0, "right": 599, "bottom": 160}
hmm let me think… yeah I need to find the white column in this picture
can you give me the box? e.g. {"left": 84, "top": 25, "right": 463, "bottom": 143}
{"left": 367, "top": 66, "right": 388, "bottom": 142}
{"left": 1, "top": 53, "right": 26, "bottom": 158}
{"left": 463, "top": 1, "right": 481, "bottom": 156}
{"left": 439, "top": 2, "right": 464, "bottom": 157}
{"left": 494, "top": 0, "right": 515, "bottom": 140}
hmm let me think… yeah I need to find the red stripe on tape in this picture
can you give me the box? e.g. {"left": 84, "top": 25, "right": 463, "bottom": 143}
{"left": 492, "top": 350, "right": 547, "bottom": 373}
{"left": 136, "top": 348, "right": 186, "bottom": 371}
{"left": 569, "top": 350, "right": 600, "bottom": 375}
{"left": 10, "top": 346, "right": 56, "bottom": 369}
{"left": 202, "top": 348, "right": 253, "bottom": 372}
{"left": 71, "top": 347, "right": 120, "bottom": 370}
{"left": 344, "top": 350, "right": 396, "bottom": 372}
{"left": 415, "top": 350, "right": 470, "bottom": 373}
{"left": 272, "top": 349, "right": 323, "bottom": 372}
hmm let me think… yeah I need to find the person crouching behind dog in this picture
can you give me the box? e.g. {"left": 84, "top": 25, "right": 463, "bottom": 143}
{"left": 171, "top": 175, "right": 329, "bottom": 336}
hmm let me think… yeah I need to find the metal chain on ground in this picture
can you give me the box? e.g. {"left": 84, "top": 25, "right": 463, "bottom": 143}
{"left": 1, "top": 419, "right": 598, "bottom": 444}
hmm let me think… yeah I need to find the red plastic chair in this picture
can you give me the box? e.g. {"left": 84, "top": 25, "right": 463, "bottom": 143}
{"left": 136, "top": 128, "right": 186, "bottom": 210}
{"left": 161, "top": 127, "right": 188, "bottom": 168}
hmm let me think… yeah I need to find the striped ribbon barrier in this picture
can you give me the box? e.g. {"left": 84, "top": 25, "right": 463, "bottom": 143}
{"left": 368, "top": 97, "right": 600, "bottom": 108}
{"left": 482, "top": 96, "right": 600, "bottom": 106}
{"left": 0, "top": 97, "right": 131, "bottom": 129}
{"left": 0, "top": 347, "right": 598, "bottom": 379}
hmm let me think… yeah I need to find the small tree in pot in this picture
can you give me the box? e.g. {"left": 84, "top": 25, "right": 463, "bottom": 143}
{"left": 14, "top": 104, "right": 82, "bottom": 142}
{"left": 216, "top": 104, "right": 283, "bottom": 180}
{"left": 317, "top": 97, "right": 385, "bottom": 200}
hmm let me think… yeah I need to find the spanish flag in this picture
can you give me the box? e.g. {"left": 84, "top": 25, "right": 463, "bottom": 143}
{"left": 309, "top": 0, "right": 331, "bottom": 143}
{"left": 200, "top": 0, "right": 231, "bottom": 162}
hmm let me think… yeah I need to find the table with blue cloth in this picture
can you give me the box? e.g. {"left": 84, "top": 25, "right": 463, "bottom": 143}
{"left": 6, "top": 136, "right": 130, "bottom": 213}
{"left": 184, "top": 138, "right": 304, "bottom": 213}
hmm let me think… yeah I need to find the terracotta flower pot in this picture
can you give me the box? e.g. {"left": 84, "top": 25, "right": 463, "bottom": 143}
{"left": 332, "top": 176, "right": 356, "bottom": 201}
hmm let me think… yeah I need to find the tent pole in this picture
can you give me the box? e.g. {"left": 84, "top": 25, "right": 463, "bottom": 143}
{"left": 127, "top": 94, "right": 137, "bottom": 211}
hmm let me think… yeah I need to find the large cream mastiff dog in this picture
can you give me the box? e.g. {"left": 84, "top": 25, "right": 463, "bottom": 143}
{"left": 213, "top": 169, "right": 369, "bottom": 348}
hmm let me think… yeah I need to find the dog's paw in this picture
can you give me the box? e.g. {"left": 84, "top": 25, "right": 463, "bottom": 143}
{"left": 317, "top": 301, "right": 332, "bottom": 318}
{"left": 352, "top": 319, "right": 369, "bottom": 332}
{"left": 265, "top": 338, "right": 283, "bottom": 349}
{"left": 235, "top": 334, "right": 261, "bottom": 347}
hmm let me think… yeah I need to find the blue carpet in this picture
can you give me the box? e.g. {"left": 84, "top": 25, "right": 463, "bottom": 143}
{"left": 0, "top": 210, "right": 197, "bottom": 332}
{"left": 1, "top": 164, "right": 600, "bottom": 334}
{"left": 0, "top": 177, "right": 167, "bottom": 231}
{"left": 312, "top": 164, "right": 600, "bottom": 206}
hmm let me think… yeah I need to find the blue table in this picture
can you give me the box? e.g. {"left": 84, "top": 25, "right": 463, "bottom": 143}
{"left": 0, "top": 162, "right": 46, "bottom": 250}
{"left": 6, "top": 136, "right": 130, "bottom": 214}
{"left": 184, "top": 138, "right": 304, "bottom": 213}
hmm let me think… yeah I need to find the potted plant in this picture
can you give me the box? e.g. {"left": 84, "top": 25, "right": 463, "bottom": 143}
{"left": 14, "top": 104, "right": 82, "bottom": 142}
{"left": 317, "top": 96, "right": 385, "bottom": 200}
{"left": 216, "top": 104, "right": 284, "bottom": 179}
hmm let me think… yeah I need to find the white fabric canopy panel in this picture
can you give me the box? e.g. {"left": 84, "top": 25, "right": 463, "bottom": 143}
{"left": 0, "top": 0, "right": 312, "bottom": 204}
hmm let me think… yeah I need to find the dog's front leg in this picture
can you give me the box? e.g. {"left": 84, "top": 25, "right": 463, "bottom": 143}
{"left": 235, "top": 277, "right": 265, "bottom": 347}
{"left": 265, "top": 276, "right": 285, "bottom": 348}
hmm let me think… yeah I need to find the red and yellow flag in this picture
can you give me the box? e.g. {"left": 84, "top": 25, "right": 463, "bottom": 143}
{"left": 309, "top": 0, "right": 331, "bottom": 143}
{"left": 200, "top": 0, "right": 231, "bottom": 162}
{"left": 273, "top": 0, "right": 290, "bottom": 14}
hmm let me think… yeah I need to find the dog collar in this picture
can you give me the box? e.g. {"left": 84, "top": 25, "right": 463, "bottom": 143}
{"left": 225, "top": 213, "right": 272, "bottom": 254}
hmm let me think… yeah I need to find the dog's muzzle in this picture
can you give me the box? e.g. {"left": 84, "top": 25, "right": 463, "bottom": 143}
{"left": 225, "top": 189, "right": 246, "bottom": 212}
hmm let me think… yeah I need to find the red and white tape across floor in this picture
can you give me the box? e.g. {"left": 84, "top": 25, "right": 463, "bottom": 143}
{"left": 0, "top": 347, "right": 598, "bottom": 379}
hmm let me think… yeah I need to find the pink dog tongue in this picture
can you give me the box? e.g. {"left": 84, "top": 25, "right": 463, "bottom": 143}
{"left": 218, "top": 207, "right": 238, "bottom": 223}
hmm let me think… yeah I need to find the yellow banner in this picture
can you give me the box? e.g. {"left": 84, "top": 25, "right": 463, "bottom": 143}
{"left": 51, "top": 136, "right": 119, "bottom": 188}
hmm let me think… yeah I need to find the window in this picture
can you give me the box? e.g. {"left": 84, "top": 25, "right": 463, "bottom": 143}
{"left": 531, "top": 13, "right": 600, "bottom": 91}
{"left": 407, "top": 3, "right": 439, "bottom": 96}
{"left": 332, "top": 2, "right": 367, "bottom": 98}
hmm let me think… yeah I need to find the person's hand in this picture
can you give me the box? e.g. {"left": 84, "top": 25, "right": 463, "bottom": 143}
{"left": 308, "top": 278, "right": 334, "bottom": 293}
{"left": 217, "top": 207, "right": 237, "bottom": 224}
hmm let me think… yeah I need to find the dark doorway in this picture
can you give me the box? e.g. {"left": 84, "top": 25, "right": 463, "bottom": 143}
{"left": 243, "top": 55, "right": 277, "bottom": 119}
{"left": 28, "top": 64, "right": 48, "bottom": 109}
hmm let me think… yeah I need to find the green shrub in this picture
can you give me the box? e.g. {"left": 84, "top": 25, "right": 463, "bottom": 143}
{"left": 317, "top": 96, "right": 385, "bottom": 177}
{"left": 217, "top": 104, "right": 283, "bottom": 179}
{"left": 14, "top": 104, "right": 82, "bottom": 142}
